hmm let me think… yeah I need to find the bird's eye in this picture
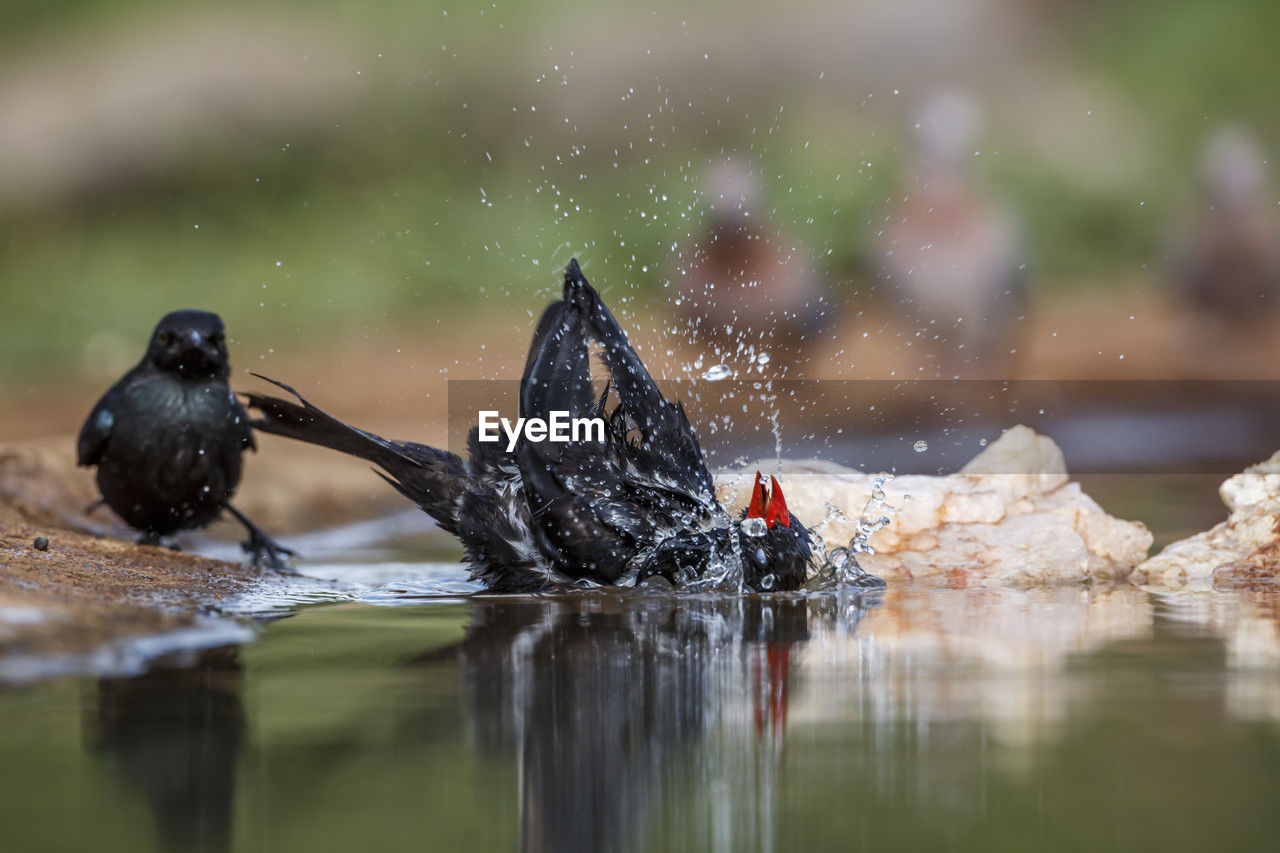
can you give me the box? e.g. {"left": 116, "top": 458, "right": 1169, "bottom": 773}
{"left": 210, "top": 333, "right": 224, "bottom": 346}
{"left": 159, "top": 331, "right": 176, "bottom": 346}
{"left": 754, "top": 548, "right": 767, "bottom": 566}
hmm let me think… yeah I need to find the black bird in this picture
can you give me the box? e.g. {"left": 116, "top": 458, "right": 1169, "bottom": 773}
{"left": 77, "top": 310, "right": 292, "bottom": 567}
{"left": 247, "top": 260, "right": 814, "bottom": 592}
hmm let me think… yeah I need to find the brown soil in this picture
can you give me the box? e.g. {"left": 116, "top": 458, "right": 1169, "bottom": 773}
{"left": 0, "top": 438, "right": 409, "bottom": 668}
{"left": 0, "top": 522, "right": 248, "bottom": 659}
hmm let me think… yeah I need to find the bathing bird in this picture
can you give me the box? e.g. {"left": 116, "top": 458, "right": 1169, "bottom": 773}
{"left": 674, "top": 160, "right": 831, "bottom": 376}
{"left": 247, "top": 260, "right": 814, "bottom": 592}
{"left": 77, "top": 310, "right": 292, "bottom": 567}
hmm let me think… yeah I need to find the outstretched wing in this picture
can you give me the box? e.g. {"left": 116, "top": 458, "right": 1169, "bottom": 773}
{"left": 517, "top": 297, "right": 639, "bottom": 581}
{"left": 513, "top": 260, "right": 719, "bottom": 582}
{"left": 562, "top": 258, "right": 715, "bottom": 498}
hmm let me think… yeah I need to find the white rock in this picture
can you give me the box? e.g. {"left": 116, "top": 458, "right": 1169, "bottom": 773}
{"left": 1135, "top": 450, "right": 1280, "bottom": 590}
{"left": 721, "top": 425, "right": 1152, "bottom": 587}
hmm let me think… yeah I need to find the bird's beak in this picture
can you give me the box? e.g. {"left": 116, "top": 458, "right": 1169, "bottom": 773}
{"left": 746, "top": 471, "right": 768, "bottom": 519}
{"left": 764, "top": 476, "right": 790, "bottom": 528}
{"left": 183, "top": 330, "right": 205, "bottom": 350}
{"left": 745, "top": 472, "right": 791, "bottom": 529}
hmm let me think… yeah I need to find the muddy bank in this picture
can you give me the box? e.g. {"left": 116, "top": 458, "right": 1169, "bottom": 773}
{"left": 0, "top": 437, "right": 403, "bottom": 669}
{"left": 0, "top": 519, "right": 251, "bottom": 667}
{"left": 0, "top": 441, "right": 244, "bottom": 662}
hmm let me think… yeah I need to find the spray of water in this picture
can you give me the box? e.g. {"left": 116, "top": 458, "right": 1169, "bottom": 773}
{"left": 809, "top": 473, "right": 892, "bottom": 592}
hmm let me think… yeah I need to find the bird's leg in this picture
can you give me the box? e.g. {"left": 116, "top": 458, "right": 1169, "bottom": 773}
{"left": 138, "top": 531, "right": 163, "bottom": 547}
{"left": 83, "top": 497, "right": 106, "bottom": 516}
{"left": 223, "top": 504, "right": 294, "bottom": 569}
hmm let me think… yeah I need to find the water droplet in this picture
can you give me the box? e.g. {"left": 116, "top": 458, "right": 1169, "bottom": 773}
{"left": 756, "top": 352, "right": 770, "bottom": 365}
{"left": 702, "top": 364, "right": 732, "bottom": 381}
{"left": 913, "top": 440, "right": 928, "bottom": 453}
{"left": 741, "top": 517, "right": 767, "bottom": 538}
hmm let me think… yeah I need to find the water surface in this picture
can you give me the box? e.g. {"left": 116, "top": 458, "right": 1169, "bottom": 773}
{"left": 2, "top": 581, "right": 1280, "bottom": 852}
{"left": 1, "top": 476, "right": 1278, "bottom": 851}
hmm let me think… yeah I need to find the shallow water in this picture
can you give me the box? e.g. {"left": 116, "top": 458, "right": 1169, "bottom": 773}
{"left": 3, "top": 582, "right": 1280, "bottom": 851}
{"left": 2, "top": 477, "right": 1279, "bottom": 851}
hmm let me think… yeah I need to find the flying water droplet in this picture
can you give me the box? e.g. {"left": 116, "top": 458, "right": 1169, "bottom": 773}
{"left": 913, "top": 440, "right": 928, "bottom": 453}
{"left": 702, "top": 364, "right": 732, "bottom": 381}
{"left": 741, "top": 517, "right": 768, "bottom": 537}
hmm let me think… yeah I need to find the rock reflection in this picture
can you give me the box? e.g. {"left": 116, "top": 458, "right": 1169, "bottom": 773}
{"left": 788, "top": 586, "right": 1156, "bottom": 803}
{"left": 82, "top": 646, "right": 245, "bottom": 852}
{"left": 1151, "top": 589, "right": 1280, "bottom": 721}
{"left": 456, "top": 592, "right": 874, "bottom": 853}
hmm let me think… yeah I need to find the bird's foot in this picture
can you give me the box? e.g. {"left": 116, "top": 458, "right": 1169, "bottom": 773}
{"left": 224, "top": 504, "right": 295, "bottom": 571}
{"left": 240, "top": 529, "right": 295, "bottom": 570}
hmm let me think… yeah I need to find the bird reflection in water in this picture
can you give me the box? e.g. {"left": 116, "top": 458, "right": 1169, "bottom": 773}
{"left": 453, "top": 591, "right": 879, "bottom": 853}
{"left": 82, "top": 647, "right": 246, "bottom": 852}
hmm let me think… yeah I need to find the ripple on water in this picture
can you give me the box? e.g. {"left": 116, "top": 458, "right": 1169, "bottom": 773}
{"left": 223, "top": 562, "right": 481, "bottom": 616}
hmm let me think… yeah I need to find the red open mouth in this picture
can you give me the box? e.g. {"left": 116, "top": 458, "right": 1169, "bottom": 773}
{"left": 745, "top": 471, "right": 791, "bottom": 529}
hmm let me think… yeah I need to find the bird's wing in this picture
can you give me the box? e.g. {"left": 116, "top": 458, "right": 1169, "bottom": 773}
{"left": 562, "top": 259, "right": 715, "bottom": 498}
{"left": 76, "top": 374, "right": 131, "bottom": 466}
{"left": 511, "top": 261, "right": 722, "bottom": 582}
{"left": 517, "top": 295, "right": 641, "bottom": 581}
{"left": 521, "top": 298, "right": 596, "bottom": 420}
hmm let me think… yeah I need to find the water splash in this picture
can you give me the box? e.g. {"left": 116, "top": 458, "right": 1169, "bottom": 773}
{"left": 678, "top": 507, "right": 746, "bottom": 594}
{"left": 810, "top": 473, "right": 893, "bottom": 592}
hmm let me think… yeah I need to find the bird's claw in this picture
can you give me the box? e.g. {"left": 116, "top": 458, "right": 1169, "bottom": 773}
{"left": 240, "top": 531, "right": 295, "bottom": 570}
{"left": 224, "top": 503, "right": 294, "bottom": 570}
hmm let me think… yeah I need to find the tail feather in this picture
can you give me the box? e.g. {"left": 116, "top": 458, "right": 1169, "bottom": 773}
{"left": 244, "top": 374, "right": 467, "bottom": 532}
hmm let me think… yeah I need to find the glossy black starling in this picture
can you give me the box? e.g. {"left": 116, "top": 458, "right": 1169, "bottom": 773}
{"left": 77, "top": 310, "right": 292, "bottom": 567}
{"left": 247, "top": 260, "right": 814, "bottom": 592}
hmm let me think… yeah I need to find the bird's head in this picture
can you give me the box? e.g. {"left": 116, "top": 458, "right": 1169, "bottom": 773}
{"left": 738, "top": 472, "right": 813, "bottom": 591}
{"left": 146, "top": 310, "right": 230, "bottom": 379}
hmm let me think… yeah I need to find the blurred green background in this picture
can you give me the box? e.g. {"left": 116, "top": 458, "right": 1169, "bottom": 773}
{"left": 1, "top": 0, "right": 1278, "bottom": 386}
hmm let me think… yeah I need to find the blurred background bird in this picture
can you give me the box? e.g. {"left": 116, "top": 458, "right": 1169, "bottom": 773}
{"left": 874, "top": 91, "right": 1028, "bottom": 378}
{"left": 672, "top": 159, "right": 833, "bottom": 377}
{"left": 1172, "top": 127, "right": 1280, "bottom": 342}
